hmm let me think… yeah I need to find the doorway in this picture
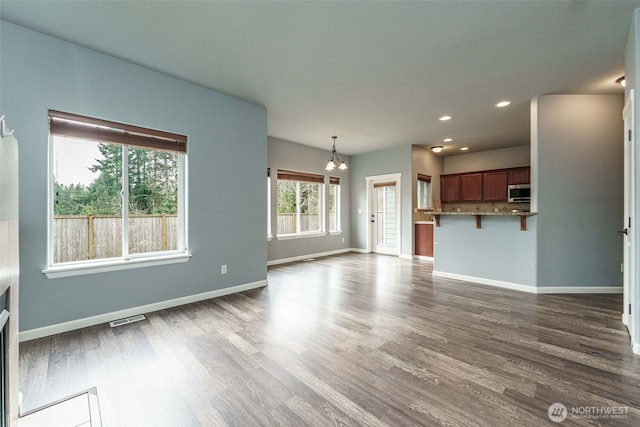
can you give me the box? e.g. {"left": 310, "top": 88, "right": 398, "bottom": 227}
{"left": 366, "top": 174, "right": 401, "bottom": 255}
{"left": 622, "top": 89, "right": 636, "bottom": 343}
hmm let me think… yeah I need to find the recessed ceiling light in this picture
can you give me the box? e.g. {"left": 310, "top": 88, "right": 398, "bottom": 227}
{"left": 443, "top": 138, "right": 453, "bottom": 142}
{"left": 496, "top": 101, "right": 511, "bottom": 108}
{"left": 439, "top": 115, "right": 452, "bottom": 121}
{"left": 430, "top": 146, "right": 444, "bottom": 153}
{"left": 617, "top": 76, "right": 626, "bottom": 87}
{"left": 460, "top": 147, "right": 469, "bottom": 151}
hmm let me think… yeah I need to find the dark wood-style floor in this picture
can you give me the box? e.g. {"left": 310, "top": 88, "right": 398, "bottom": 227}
{"left": 19, "top": 254, "right": 640, "bottom": 426}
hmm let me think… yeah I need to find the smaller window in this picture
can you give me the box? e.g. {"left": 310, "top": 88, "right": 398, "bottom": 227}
{"left": 329, "top": 177, "right": 341, "bottom": 232}
{"left": 417, "top": 174, "right": 432, "bottom": 209}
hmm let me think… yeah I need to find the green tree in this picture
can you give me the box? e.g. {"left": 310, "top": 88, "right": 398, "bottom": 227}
{"left": 53, "top": 142, "right": 179, "bottom": 216}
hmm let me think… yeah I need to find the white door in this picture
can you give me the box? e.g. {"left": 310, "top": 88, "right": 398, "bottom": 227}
{"left": 622, "top": 89, "right": 635, "bottom": 339}
{"left": 366, "top": 174, "right": 401, "bottom": 256}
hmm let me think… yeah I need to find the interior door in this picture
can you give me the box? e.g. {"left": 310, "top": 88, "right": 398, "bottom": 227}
{"left": 622, "top": 89, "right": 635, "bottom": 339}
{"left": 371, "top": 181, "right": 399, "bottom": 255}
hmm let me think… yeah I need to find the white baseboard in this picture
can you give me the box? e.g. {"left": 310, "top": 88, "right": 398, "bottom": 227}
{"left": 268, "top": 248, "right": 353, "bottom": 266}
{"left": 633, "top": 341, "right": 640, "bottom": 356}
{"left": 399, "top": 254, "right": 413, "bottom": 260}
{"left": 536, "top": 286, "right": 623, "bottom": 294}
{"left": 414, "top": 255, "right": 434, "bottom": 262}
{"left": 432, "top": 271, "right": 622, "bottom": 294}
{"left": 433, "top": 271, "right": 538, "bottom": 293}
{"left": 349, "top": 248, "right": 369, "bottom": 254}
{"left": 19, "top": 279, "right": 268, "bottom": 342}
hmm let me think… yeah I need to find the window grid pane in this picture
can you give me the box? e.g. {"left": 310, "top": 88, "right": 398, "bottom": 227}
{"left": 276, "top": 178, "right": 323, "bottom": 235}
{"left": 51, "top": 133, "right": 184, "bottom": 265}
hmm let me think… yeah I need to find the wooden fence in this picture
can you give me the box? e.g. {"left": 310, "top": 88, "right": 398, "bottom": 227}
{"left": 54, "top": 215, "right": 178, "bottom": 263}
{"left": 276, "top": 214, "right": 336, "bottom": 234}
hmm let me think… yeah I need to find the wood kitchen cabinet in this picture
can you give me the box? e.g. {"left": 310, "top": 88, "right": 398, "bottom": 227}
{"left": 508, "top": 167, "right": 530, "bottom": 185}
{"left": 415, "top": 223, "right": 434, "bottom": 256}
{"left": 440, "top": 175, "right": 460, "bottom": 202}
{"left": 460, "top": 173, "right": 483, "bottom": 202}
{"left": 483, "top": 170, "right": 508, "bottom": 201}
{"left": 441, "top": 166, "right": 530, "bottom": 204}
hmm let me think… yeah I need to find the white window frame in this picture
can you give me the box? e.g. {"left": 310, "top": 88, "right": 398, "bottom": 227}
{"left": 267, "top": 174, "right": 272, "bottom": 240}
{"left": 276, "top": 179, "right": 325, "bottom": 239}
{"left": 417, "top": 179, "right": 433, "bottom": 210}
{"left": 329, "top": 181, "right": 341, "bottom": 234}
{"left": 44, "top": 134, "right": 190, "bottom": 279}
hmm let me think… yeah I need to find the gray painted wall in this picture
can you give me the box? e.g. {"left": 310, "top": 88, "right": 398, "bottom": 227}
{"left": 534, "top": 95, "right": 624, "bottom": 288}
{"left": 434, "top": 216, "right": 537, "bottom": 286}
{"left": 0, "top": 22, "right": 268, "bottom": 331}
{"left": 350, "top": 145, "right": 412, "bottom": 255}
{"left": 267, "top": 137, "right": 350, "bottom": 261}
{"left": 443, "top": 145, "right": 530, "bottom": 174}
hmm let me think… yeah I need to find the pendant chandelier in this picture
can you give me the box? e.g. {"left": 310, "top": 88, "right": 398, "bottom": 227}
{"left": 325, "top": 136, "right": 347, "bottom": 171}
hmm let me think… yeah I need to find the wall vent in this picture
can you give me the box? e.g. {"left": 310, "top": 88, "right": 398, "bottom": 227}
{"left": 109, "top": 314, "right": 146, "bottom": 328}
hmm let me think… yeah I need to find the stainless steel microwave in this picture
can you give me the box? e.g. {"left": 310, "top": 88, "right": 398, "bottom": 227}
{"left": 508, "top": 184, "right": 531, "bottom": 203}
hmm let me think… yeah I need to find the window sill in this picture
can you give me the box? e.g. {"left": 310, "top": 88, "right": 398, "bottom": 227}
{"left": 276, "top": 232, "right": 326, "bottom": 241}
{"left": 43, "top": 252, "right": 192, "bottom": 279}
{"left": 329, "top": 231, "right": 342, "bottom": 236}
{"left": 267, "top": 236, "right": 273, "bottom": 242}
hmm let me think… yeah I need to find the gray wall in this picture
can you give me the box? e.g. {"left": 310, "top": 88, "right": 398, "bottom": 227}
{"left": 443, "top": 145, "right": 530, "bottom": 174}
{"left": 350, "top": 145, "right": 413, "bottom": 256}
{"left": 434, "top": 216, "right": 537, "bottom": 286}
{"left": 267, "top": 137, "right": 350, "bottom": 261}
{"left": 533, "top": 95, "right": 624, "bottom": 288}
{"left": 0, "top": 22, "right": 268, "bottom": 331}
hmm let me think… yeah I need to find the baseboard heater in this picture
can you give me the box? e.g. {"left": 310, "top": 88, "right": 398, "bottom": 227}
{"left": 109, "top": 314, "right": 146, "bottom": 328}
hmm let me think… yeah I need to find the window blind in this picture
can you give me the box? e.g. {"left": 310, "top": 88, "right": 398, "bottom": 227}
{"left": 373, "top": 181, "right": 396, "bottom": 188}
{"left": 329, "top": 177, "right": 340, "bottom": 185}
{"left": 417, "top": 174, "right": 431, "bottom": 183}
{"left": 48, "top": 110, "right": 187, "bottom": 153}
{"left": 277, "top": 169, "right": 324, "bottom": 184}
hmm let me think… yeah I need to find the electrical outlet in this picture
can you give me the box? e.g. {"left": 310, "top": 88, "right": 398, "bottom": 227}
{"left": 342, "top": 237, "right": 345, "bottom": 243}
{"left": 221, "top": 264, "right": 227, "bottom": 274}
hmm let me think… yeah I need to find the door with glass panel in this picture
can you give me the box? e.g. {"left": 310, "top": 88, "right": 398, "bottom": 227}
{"left": 372, "top": 181, "right": 399, "bottom": 255}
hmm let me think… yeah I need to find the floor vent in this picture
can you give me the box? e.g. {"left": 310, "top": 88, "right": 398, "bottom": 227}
{"left": 109, "top": 314, "right": 146, "bottom": 328}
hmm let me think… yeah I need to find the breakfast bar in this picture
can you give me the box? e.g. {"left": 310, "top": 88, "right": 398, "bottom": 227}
{"left": 433, "top": 211, "right": 538, "bottom": 230}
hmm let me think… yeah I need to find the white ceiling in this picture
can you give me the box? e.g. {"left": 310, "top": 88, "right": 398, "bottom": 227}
{"left": 1, "top": 1, "right": 637, "bottom": 156}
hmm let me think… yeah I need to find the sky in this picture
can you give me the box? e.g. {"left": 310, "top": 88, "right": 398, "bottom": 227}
{"left": 53, "top": 136, "right": 102, "bottom": 186}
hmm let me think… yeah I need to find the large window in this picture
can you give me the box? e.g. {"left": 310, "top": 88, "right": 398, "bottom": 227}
{"left": 417, "top": 174, "right": 432, "bottom": 209}
{"left": 276, "top": 170, "right": 323, "bottom": 236}
{"left": 48, "top": 110, "right": 187, "bottom": 268}
{"left": 329, "top": 176, "right": 341, "bottom": 233}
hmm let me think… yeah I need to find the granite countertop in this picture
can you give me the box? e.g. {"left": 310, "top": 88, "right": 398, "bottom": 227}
{"left": 433, "top": 211, "right": 538, "bottom": 216}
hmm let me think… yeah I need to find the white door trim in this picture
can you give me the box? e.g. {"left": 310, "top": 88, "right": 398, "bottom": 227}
{"left": 365, "top": 173, "right": 402, "bottom": 255}
{"left": 623, "top": 89, "right": 637, "bottom": 348}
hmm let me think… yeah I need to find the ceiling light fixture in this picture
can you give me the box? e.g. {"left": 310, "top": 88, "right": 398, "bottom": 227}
{"left": 617, "top": 76, "right": 626, "bottom": 88}
{"left": 496, "top": 101, "right": 511, "bottom": 108}
{"left": 430, "top": 146, "right": 444, "bottom": 153}
{"left": 325, "top": 136, "right": 347, "bottom": 171}
{"left": 460, "top": 147, "right": 469, "bottom": 151}
{"left": 443, "top": 138, "right": 453, "bottom": 142}
{"left": 439, "top": 115, "right": 452, "bottom": 121}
